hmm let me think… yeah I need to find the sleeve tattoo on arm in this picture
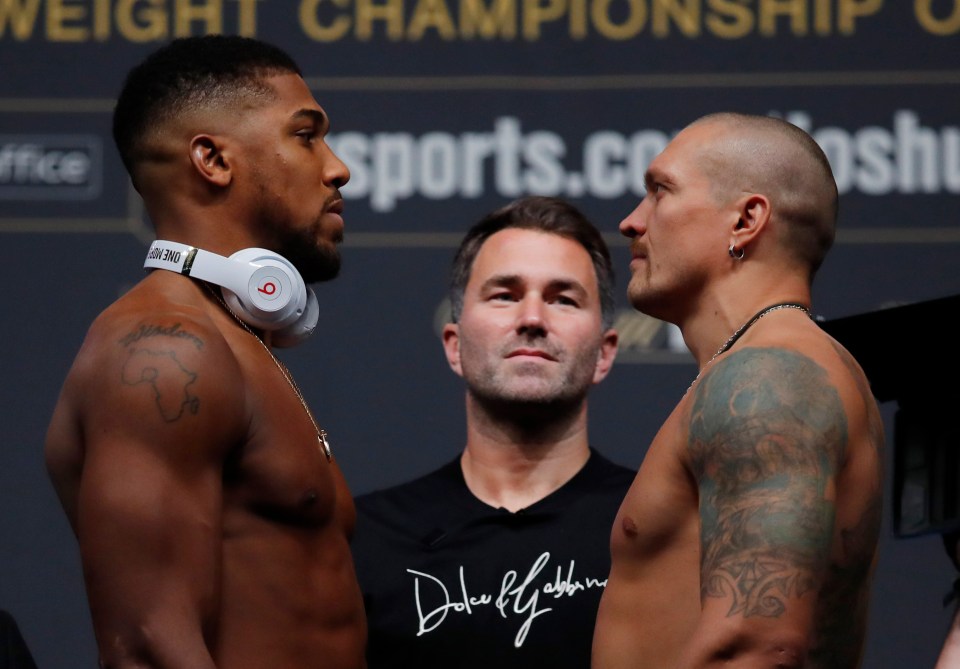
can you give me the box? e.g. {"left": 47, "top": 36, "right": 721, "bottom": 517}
{"left": 688, "top": 348, "right": 847, "bottom": 619}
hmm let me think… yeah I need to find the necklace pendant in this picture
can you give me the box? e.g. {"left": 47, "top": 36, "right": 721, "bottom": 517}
{"left": 205, "top": 284, "right": 334, "bottom": 464}
{"left": 318, "top": 429, "right": 332, "bottom": 462}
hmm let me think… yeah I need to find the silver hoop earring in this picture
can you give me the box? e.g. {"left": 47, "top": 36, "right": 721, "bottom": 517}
{"left": 728, "top": 244, "right": 744, "bottom": 260}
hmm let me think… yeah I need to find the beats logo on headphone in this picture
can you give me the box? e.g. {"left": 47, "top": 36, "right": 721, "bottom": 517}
{"left": 143, "top": 240, "right": 319, "bottom": 348}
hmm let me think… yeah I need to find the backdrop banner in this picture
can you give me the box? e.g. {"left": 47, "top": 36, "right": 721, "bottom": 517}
{"left": 2, "top": 2, "right": 959, "bottom": 666}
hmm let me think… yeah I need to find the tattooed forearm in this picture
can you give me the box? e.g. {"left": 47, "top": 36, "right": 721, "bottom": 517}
{"left": 121, "top": 349, "right": 200, "bottom": 422}
{"left": 689, "top": 348, "right": 847, "bottom": 619}
{"left": 119, "top": 323, "right": 204, "bottom": 351}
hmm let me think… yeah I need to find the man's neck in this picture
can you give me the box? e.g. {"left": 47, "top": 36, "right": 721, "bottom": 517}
{"left": 679, "top": 274, "right": 813, "bottom": 367}
{"left": 459, "top": 397, "right": 591, "bottom": 512}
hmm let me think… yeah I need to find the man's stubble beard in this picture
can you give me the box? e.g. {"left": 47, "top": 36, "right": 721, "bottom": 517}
{"left": 258, "top": 194, "right": 342, "bottom": 284}
{"left": 278, "top": 221, "right": 341, "bottom": 284}
{"left": 626, "top": 267, "right": 678, "bottom": 323}
{"left": 626, "top": 265, "right": 654, "bottom": 314}
{"left": 461, "top": 341, "right": 598, "bottom": 422}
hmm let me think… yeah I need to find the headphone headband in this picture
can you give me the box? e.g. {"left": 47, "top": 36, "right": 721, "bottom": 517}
{"left": 144, "top": 240, "right": 241, "bottom": 287}
{"left": 143, "top": 240, "right": 318, "bottom": 348}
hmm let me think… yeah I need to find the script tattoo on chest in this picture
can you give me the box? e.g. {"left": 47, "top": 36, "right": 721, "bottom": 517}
{"left": 119, "top": 322, "right": 204, "bottom": 350}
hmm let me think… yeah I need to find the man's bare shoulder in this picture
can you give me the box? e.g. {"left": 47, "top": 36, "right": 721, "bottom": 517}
{"left": 54, "top": 276, "right": 249, "bottom": 456}
{"left": 763, "top": 323, "right": 885, "bottom": 462}
{"left": 44, "top": 275, "right": 251, "bottom": 527}
{"left": 74, "top": 278, "right": 230, "bottom": 383}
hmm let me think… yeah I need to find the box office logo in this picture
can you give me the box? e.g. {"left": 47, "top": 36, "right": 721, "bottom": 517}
{"left": 0, "top": 135, "right": 102, "bottom": 200}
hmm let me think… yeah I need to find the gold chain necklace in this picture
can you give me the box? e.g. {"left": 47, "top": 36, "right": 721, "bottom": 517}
{"left": 205, "top": 284, "right": 332, "bottom": 461}
{"left": 688, "top": 302, "right": 810, "bottom": 393}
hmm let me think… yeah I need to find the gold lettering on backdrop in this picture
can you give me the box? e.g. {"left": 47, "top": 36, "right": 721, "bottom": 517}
{"left": 116, "top": 0, "right": 167, "bottom": 41}
{"left": 236, "top": 0, "right": 257, "bottom": 33}
{"left": 915, "top": 0, "right": 960, "bottom": 35}
{"left": 408, "top": 0, "right": 457, "bottom": 38}
{"left": 837, "top": 0, "right": 880, "bottom": 33}
{"left": 293, "top": 0, "right": 889, "bottom": 41}
{"left": 0, "top": 0, "right": 905, "bottom": 42}
{"left": 522, "top": 0, "right": 565, "bottom": 39}
{"left": 174, "top": 0, "right": 223, "bottom": 36}
{"left": 0, "top": 0, "right": 41, "bottom": 40}
{"left": 705, "top": 0, "right": 753, "bottom": 38}
{"left": 94, "top": 0, "right": 110, "bottom": 38}
{"left": 46, "top": 0, "right": 85, "bottom": 41}
{"left": 300, "top": 0, "right": 352, "bottom": 40}
{"left": 0, "top": 0, "right": 258, "bottom": 41}
{"left": 355, "top": 0, "right": 404, "bottom": 40}
{"left": 460, "top": 0, "right": 516, "bottom": 38}
{"left": 568, "top": 0, "right": 585, "bottom": 37}
{"left": 759, "top": 0, "right": 807, "bottom": 36}
{"left": 653, "top": 0, "right": 700, "bottom": 38}
{"left": 814, "top": 0, "right": 830, "bottom": 34}
{"left": 592, "top": 0, "right": 646, "bottom": 39}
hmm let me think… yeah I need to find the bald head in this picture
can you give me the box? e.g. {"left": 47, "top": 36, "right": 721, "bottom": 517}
{"left": 687, "top": 113, "right": 838, "bottom": 279}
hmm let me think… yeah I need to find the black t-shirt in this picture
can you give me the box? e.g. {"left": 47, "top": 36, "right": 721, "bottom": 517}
{"left": 352, "top": 449, "right": 635, "bottom": 669}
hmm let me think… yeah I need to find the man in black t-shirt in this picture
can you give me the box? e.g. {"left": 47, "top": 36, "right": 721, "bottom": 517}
{"left": 352, "top": 196, "right": 634, "bottom": 668}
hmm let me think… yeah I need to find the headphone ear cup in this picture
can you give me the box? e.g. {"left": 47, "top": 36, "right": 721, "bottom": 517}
{"left": 222, "top": 248, "right": 307, "bottom": 332}
{"left": 272, "top": 287, "right": 319, "bottom": 349}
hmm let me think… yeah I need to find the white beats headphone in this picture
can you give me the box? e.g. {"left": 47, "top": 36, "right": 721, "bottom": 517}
{"left": 143, "top": 240, "right": 319, "bottom": 348}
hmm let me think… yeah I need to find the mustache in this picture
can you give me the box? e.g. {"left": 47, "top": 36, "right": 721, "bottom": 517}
{"left": 500, "top": 338, "right": 562, "bottom": 361}
{"left": 326, "top": 190, "right": 343, "bottom": 213}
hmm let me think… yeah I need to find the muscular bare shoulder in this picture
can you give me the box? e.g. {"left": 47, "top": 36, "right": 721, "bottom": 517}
{"left": 45, "top": 277, "right": 248, "bottom": 525}
{"left": 686, "top": 339, "right": 882, "bottom": 666}
{"left": 86, "top": 281, "right": 241, "bottom": 412}
{"left": 688, "top": 346, "right": 845, "bottom": 607}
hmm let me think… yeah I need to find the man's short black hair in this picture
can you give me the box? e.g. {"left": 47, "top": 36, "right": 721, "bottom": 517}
{"left": 449, "top": 196, "right": 616, "bottom": 330}
{"left": 112, "top": 35, "right": 301, "bottom": 180}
